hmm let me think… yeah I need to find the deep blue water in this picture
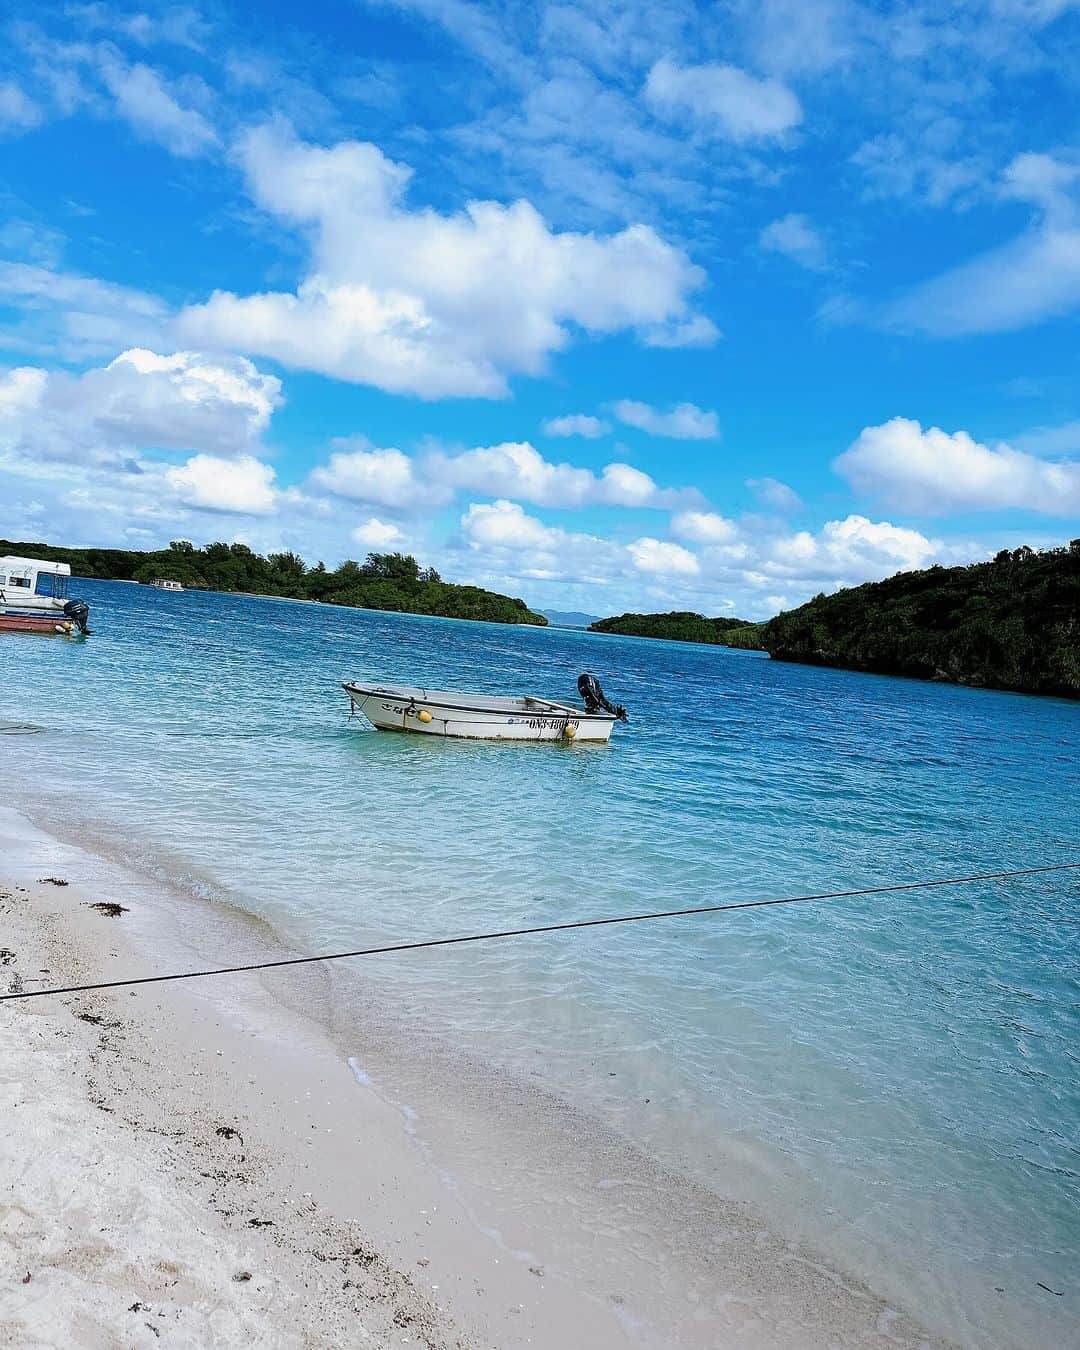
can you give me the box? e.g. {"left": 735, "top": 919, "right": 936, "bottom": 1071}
{"left": 2, "top": 578, "right": 1078, "bottom": 1346}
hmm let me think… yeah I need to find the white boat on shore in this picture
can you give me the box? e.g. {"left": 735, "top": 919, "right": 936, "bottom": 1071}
{"left": 0, "top": 556, "right": 92, "bottom": 635}
{"left": 343, "top": 673, "right": 628, "bottom": 742}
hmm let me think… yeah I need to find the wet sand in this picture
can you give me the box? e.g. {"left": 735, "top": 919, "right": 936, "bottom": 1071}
{"left": 0, "top": 806, "right": 952, "bottom": 1349}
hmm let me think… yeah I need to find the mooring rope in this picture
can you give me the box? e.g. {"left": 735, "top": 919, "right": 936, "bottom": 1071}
{"left": 2, "top": 862, "right": 1078, "bottom": 1004}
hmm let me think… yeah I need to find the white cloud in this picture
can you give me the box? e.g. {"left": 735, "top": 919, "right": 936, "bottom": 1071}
{"left": 884, "top": 153, "right": 1080, "bottom": 335}
{"left": 747, "top": 0, "right": 851, "bottom": 76}
{"left": 641, "top": 314, "right": 722, "bottom": 348}
{"left": 762, "top": 515, "right": 942, "bottom": 580}
{"left": 542, "top": 413, "right": 610, "bottom": 438}
{"left": 851, "top": 135, "right": 984, "bottom": 209}
{"left": 1001, "top": 151, "right": 1080, "bottom": 210}
{"left": 177, "top": 123, "right": 714, "bottom": 398}
{"left": 0, "top": 348, "right": 281, "bottom": 467}
{"left": 612, "top": 399, "right": 720, "bottom": 439}
{"left": 644, "top": 57, "right": 802, "bottom": 143}
{"left": 747, "top": 477, "right": 803, "bottom": 512}
{"left": 165, "top": 454, "right": 277, "bottom": 514}
{"left": 599, "top": 462, "right": 666, "bottom": 506}
{"left": 759, "top": 214, "right": 827, "bottom": 270}
{"left": 0, "top": 81, "right": 43, "bottom": 134}
{"left": 672, "top": 510, "right": 739, "bottom": 544}
{"left": 352, "top": 518, "right": 404, "bottom": 548}
{"left": 0, "top": 261, "right": 168, "bottom": 359}
{"left": 97, "top": 56, "right": 218, "bottom": 157}
{"left": 427, "top": 439, "right": 685, "bottom": 508}
{"left": 459, "top": 500, "right": 699, "bottom": 582}
{"left": 886, "top": 223, "right": 1080, "bottom": 335}
{"left": 309, "top": 436, "right": 694, "bottom": 512}
{"left": 452, "top": 496, "right": 950, "bottom": 619}
{"left": 310, "top": 441, "right": 446, "bottom": 509}
{"left": 461, "top": 499, "right": 564, "bottom": 551}
{"left": 627, "top": 537, "right": 699, "bottom": 574}
{"left": 835, "top": 416, "right": 1080, "bottom": 514}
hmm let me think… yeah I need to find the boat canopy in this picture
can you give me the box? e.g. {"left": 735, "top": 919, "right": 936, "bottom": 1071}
{"left": 0, "top": 555, "right": 72, "bottom": 579}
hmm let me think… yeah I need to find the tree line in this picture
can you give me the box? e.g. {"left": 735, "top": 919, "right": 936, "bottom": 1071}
{"left": 0, "top": 539, "right": 549, "bottom": 627}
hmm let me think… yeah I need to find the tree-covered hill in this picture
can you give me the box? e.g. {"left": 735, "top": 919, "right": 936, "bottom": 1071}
{"left": 746, "top": 542, "right": 1079, "bottom": 698}
{"left": 589, "top": 611, "right": 755, "bottom": 643}
{"left": 589, "top": 543, "right": 1080, "bottom": 699}
{"left": 0, "top": 539, "right": 548, "bottom": 627}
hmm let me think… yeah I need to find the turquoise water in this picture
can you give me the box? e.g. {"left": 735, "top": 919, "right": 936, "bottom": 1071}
{"left": 2, "top": 579, "right": 1078, "bottom": 1346}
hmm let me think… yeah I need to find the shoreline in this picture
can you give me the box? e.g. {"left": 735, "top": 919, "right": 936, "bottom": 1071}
{"left": 0, "top": 803, "right": 956, "bottom": 1349}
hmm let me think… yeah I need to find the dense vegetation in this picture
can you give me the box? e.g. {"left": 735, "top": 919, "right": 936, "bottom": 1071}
{"left": 589, "top": 610, "right": 754, "bottom": 644}
{"left": 591, "top": 543, "right": 1080, "bottom": 699}
{"left": 746, "top": 542, "right": 1080, "bottom": 698}
{"left": 0, "top": 539, "right": 548, "bottom": 627}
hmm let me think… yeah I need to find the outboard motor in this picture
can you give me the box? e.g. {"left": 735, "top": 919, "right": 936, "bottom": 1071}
{"left": 63, "top": 598, "right": 92, "bottom": 635}
{"left": 578, "top": 672, "right": 628, "bottom": 722}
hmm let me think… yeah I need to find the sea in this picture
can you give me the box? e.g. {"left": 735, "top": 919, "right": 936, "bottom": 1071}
{"left": 2, "top": 578, "right": 1078, "bottom": 1347}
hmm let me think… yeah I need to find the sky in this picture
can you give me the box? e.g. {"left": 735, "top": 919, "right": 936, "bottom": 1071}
{"left": 0, "top": 0, "right": 1078, "bottom": 620}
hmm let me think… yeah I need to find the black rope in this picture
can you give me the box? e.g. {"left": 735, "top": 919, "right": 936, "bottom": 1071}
{"left": 2, "top": 862, "right": 1078, "bottom": 1004}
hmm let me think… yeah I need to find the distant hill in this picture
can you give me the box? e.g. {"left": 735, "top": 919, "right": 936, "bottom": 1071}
{"left": 541, "top": 609, "right": 602, "bottom": 628}
{"left": 0, "top": 539, "right": 548, "bottom": 628}
{"left": 589, "top": 543, "right": 1080, "bottom": 699}
{"left": 588, "top": 610, "right": 756, "bottom": 644}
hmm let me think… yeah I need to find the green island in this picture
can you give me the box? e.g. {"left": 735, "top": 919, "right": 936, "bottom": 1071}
{"left": 589, "top": 611, "right": 757, "bottom": 645}
{"left": 590, "top": 542, "right": 1080, "bottom": 700}
{"left": 1, "top": 538, "right": 548, "bottom": 627}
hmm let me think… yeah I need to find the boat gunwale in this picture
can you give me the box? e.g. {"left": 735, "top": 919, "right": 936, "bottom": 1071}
{"left": 341, "top": 681, "right": 616, "bottom": 721}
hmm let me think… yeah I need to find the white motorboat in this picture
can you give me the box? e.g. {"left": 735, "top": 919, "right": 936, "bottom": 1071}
{"left": 0, "top": 556, "right": 92, "bottom": 635}
{"left": 343, "top": 673, "right": 628, "bottom": 742}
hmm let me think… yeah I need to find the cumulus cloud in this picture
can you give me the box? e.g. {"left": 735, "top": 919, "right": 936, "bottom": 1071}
{"left": 352, "top": 517, "right": 404, "bottom": 548}
{"left": 612, "top": 399, "right": 720, "bottom": 439}
{"left": 542, "top": 413, "right": 610, "bottom": 438}
{"left": 627, "top": 537, "right": 699, "bottom": 574}
{"left": 459, "top": 499, "right": 701, "bottom": 582}
{"left": 177, "top": 123, "right": 715, "bottom": 398}
{"left": 763, "top": 514, "right": 942, "bottom": 579}
{"left": 835, "top": 416, "right": 1080, "bottom": 515}
{"left": 309, "top": 440, "right": 448, "bottom": 510}
{"left": 428, "top": 440, "right": 688, "bottom": 508}
{"left": 0, "top": 348, "right": 281, "bottom": 467}
{"left": 310, "top": 437, "right": 695, "bottom": 512}
{"left": 460, "top": 499, "right": 565, "bottom": 552}
{"left": 165, "top": 453, "right": 277, "bottom": 514}
{"left": 453, "top": 496, "right": 949, "bottom": 618}
{"left": 672, "top": 510, "right": 739, "bottom": 543}
{"left": 759, "top": 214, "right": 828, "bottom": 270}
{"left": 644, "top": 57, "right": 801, "bottom": 143}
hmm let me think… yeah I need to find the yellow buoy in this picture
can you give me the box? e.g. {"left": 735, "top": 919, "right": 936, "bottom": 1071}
{"left": 417, "top": 709, "right": 433, "bottom": 723}
{"left": 562, "top": 722, "right": 577, "bottom": 739}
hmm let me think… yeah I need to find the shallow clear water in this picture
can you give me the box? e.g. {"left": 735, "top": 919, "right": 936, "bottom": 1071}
{"left": 3, "top": 579, "right": 1078, "bottom": 1345}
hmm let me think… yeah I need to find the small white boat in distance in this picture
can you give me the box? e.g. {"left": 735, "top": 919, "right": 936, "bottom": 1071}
{"left": 151, "top": 578, "right": 184, "bottom": 591}
{"left": 343, "top": 674, "right": 628, "bottom": 742}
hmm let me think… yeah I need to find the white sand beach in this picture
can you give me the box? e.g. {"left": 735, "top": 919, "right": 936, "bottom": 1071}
{"left": 1, "top": 805, "right": 952, "bottom": 1349}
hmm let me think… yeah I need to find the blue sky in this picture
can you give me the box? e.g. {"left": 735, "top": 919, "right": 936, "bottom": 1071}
{"left": 1, "top": 0, "right": 1078, "bottom": 618}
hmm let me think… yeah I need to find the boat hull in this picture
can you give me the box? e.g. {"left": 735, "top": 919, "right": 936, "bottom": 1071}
{"left": 0, "top": 613, "right": 78, "bottom": 635}
{"left": 344, "top": 684, "right": 616, "bottom": 742}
